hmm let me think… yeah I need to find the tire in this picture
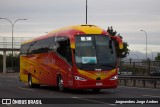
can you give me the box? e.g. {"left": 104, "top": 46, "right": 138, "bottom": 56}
{"left": 92, "top": 89, "right": 100, "bottom": 93}
{"left": 58, "top": 76, "right": 65, "bottom": 92}
{"left": 28, "top": 74, "right": 39, "bottom": 88}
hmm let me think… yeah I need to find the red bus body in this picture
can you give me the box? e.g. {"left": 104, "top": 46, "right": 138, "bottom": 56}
{"left": 20, "top": 25, "right": 123, "bottom": 91}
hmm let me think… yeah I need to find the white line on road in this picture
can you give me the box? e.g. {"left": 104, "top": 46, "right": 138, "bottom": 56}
{"left": 108, "top": 104, "right": 117, "bottom": 106}
{"left": 119, "top": 86, "right": 160, "bottom": 91}
{"left": 18, "top": 87, "right": 35, "bottom": 91}
{"left": 72, "top": 97, "right": 117, "bottom": 106}
{"left": 71, "top": 97, "right": 106, "bottom": 104}
{"left": 142, "top": 95, "right": 160, "bottom": 98}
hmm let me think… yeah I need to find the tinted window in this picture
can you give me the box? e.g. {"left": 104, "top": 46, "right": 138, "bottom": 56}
{"left": 75, "top": 35, "right": 116, "bottom": 71}
{"left": 21, "top": 36, "right": 72, "bottom": 65}
{"left": 56, "top": 36, "right": 72, "bottom": 64}
{"left": 20, "top": 42, "right": 31, "bottom": 55}
{"left": 29, "top": 37, "right": 55, "bottom": 54}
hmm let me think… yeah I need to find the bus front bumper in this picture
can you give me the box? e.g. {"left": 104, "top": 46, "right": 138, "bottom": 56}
{"left": 73, "top": 79, "right": 118, "bottom": 89}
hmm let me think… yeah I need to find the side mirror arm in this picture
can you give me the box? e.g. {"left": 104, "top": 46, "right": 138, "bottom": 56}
{"left": 111, "top": 36, "right": 123, "bottom": 49}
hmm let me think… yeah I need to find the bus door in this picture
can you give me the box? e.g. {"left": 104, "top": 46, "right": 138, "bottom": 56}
{"left": 56, "top": 36, "right": 73, "bottom": 87}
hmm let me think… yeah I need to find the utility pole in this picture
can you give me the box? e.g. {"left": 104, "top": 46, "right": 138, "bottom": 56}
{"left": 86, "top": 0, "right": 88, "bottom": 24}
{"left": 0, "top": 18, "right": 27, "bottom": 70}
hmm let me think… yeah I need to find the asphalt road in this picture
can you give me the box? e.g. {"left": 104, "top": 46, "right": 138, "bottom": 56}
{"left": 0, "top": 73, "right": 160, "bottom": 107}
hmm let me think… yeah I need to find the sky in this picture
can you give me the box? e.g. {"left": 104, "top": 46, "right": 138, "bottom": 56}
{"left": 0, "top": 0, "right": 160, "bottom": 56}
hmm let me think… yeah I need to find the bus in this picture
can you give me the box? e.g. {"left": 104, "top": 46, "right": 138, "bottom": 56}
{"left": 19, "top": 25, "right": 123, "bottom": 92}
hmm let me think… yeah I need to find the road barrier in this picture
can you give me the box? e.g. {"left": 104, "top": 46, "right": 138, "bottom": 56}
{"left": 119, "top": 76, "right": 160, "bottom": 88}
{"left": 119, "top": 60, "right": 160, "bottom": 76}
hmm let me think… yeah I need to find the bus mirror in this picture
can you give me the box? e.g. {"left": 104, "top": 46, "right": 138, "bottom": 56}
{"left": 111, "top": 36, "right": 123, "bottom": 49}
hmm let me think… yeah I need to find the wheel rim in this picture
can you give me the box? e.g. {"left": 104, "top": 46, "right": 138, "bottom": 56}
{"left": 58, "top": 77, "right": 63, "bottom": 91}
{"left": 28, "top": 76, "right": 32, "bottom": 86}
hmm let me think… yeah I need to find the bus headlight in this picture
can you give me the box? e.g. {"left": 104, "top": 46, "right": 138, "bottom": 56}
{"left": 110, "top": 75, "right": 118, "bottom": 80}
{"left": 75, "top": 76, "right": 87, "bottom": 81}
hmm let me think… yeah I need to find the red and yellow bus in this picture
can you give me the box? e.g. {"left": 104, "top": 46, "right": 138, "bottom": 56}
{"left": 20, "top": 25, "right": 123, "bottom": 92}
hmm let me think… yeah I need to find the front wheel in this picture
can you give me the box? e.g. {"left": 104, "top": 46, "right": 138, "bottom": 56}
{"left": 58, "top": 76, "right": 65, "bottom": 92}
{"left": 28, "top": 74, "right": 39, "bottom": 88}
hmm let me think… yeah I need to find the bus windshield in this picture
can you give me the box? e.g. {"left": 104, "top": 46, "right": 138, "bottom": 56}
{"left": 75, "top": 35, "right": 116, "bottom": 71}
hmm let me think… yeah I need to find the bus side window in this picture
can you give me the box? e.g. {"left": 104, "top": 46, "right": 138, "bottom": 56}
{"left": 56, "top": 37, "right": 72, "bottom": 65}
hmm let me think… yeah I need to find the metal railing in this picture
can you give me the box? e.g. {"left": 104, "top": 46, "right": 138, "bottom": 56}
{"left": 119, "top": 76, "right": 160, "bottom": 88}
{"left": 0, "top": 36, "right": 33, "bottom": 49}
{"left": 119, "top": 60, "right": 160, "bottom": 88}
{"left": 119, "top": 60, "right": 160, "bottom": 76}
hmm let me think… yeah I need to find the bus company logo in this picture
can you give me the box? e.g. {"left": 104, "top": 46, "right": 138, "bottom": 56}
{"left": 95, "top": 69, "right": 102, "bottom": 71}
{"left": 95, "top": 69, "right": 102, "bottom": 76}
{"left": 2, "top": 99, "right": 11, "bottom": 104}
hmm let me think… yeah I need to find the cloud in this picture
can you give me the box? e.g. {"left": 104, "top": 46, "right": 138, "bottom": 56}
{"left": 0, "top": 0, "right": 160, "bottom": 49}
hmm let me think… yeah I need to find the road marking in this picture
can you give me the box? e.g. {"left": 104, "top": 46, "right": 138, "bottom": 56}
{"left": 142, "top": 95, "right": 160, "bottom": 98}
{"left": 72, "top": 97, "right": 117, "bottom": 105}
{"left": 119, "top": 86, "right": 160, "bottom": 91}
{"left": 18, "top": 87, "right": 35, "bottom": 91}
{"left": 72, "top": 97, "right": 78, "bottom": 98}
{"left": 71, "top": 97, "right": 105, "bottom": 104}
{"left": 108, "top": 104, "right": 117, "bottom": 106}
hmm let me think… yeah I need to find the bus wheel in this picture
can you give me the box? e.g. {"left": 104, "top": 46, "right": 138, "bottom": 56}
{"left": 58, "top": 76, "right": 64, "bottom": 91}
{"left": 28, "top": 74, "right": 33, "bottom": 87}
{"left": 92, "top": 89, "right": 100, "bottom": 93}
{"left": 28, "top": 74, "right": 39, "bottom": 88}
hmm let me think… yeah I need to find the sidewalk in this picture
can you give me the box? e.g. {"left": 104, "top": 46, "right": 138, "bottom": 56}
{"left": 0, "top": 72, "right": 19, "bottom": 76}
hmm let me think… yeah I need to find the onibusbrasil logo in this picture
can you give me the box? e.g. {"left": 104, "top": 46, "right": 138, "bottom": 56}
{"left": 1, "top": 99, "right": 42, "bottom": 105}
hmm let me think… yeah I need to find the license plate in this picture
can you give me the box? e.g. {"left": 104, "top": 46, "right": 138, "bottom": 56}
{"left": 96, "top": 82, "right": 103, "bottom": 86}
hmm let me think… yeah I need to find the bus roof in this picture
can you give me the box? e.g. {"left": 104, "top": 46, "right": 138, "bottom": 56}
{"left": 22, "top": 25, "right": 108, "bottom": 44}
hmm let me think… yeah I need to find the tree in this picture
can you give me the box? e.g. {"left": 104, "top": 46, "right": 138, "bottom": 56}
{"left": 107, "top": 26, "right": 130, "bottom": 58}
{"left": 155, "top": 53, "right": 160, "bottom": 61}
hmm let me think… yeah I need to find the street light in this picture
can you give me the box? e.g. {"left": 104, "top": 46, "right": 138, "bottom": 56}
{"left": 145, "top": 49, "right": 154, "bottom": 61}
{"left": 140, "top": 30, "right": 147, "bottom": 61}
{"left": 0, "top": 18, "right": 27, "bottom": 70}
{"left": 86, "top": 0, "right": 88, "bottom": 24}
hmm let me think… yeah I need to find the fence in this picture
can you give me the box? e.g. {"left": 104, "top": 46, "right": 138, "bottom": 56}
{"left": 119, "top": 60, "right": 160, "bottom": 88}
{"left": 0, "top": 36, "right": 33, "bottom": 49}
{"left": 119, "top": 76, "right": 160, "bottom": 88}
{"left": 0, "top": 36, "right": 33, "bottom": 72}
{"left": 119, "top": 60, "right": 160, "bottom": 76}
